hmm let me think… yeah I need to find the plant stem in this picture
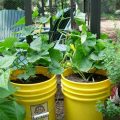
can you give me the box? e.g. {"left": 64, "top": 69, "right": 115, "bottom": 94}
{"left": 78, "top": 71, "right": 87, "bottom": 82}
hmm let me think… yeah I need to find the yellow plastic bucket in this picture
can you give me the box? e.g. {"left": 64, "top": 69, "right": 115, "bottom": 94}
{"left": 61, "top": 68, "right": 111, "bottom": 120}
{"left": 11, "top": 66, "right": 57, "bottom": 120}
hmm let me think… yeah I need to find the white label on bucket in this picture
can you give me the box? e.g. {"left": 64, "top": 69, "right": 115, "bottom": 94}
{"left": 31, "top": 102, "right": 49, "bottom": 120}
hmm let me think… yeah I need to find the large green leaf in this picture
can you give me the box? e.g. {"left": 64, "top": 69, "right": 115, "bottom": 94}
{"left": 49, "top": 48, "right": 63, "bottom": 62}
{"left": 90, "top": 53, "right": 99, "bottom": 61}
{"left": 0, "top": 82, "right": 16, "bottom": 99}
{"left": 72, "top": 45, "right": 84, "bottom": 68}
{"left": 0, "top": 100, "right": 25, "bottom": 120}
{"left": 0, "top": 69, "right": 10, "bottom": 90}
{"left": 0, "top": 55, "right": 16, "bottom": 68}
{"left": 20, "top": 26, "right": 35, "bottom": 36}
{"left": 74, "top": 12, "right": 85, "bottom": 26}
{"left": 81, "top": 34, "right": 87, "bottom": 44}
{"left": 39, "top": 16, "right": 50, "bottom": 24}
{"left": 0, "top": 88, "right": 12, "bottom": 99}
{"left": 30, "top": 38, "right": 42, "bottom": 51}
{"left": 72, "top": 46, "right": 93, "bottom": 72}
{"left": 95, "top": 39, "right": 106, "bottom": 51}
{"left": 27, "top": 53, "right": 42, "bottom": 63}
{"left": 15, "top": 42, "right": 29, "bottom": 50}
{"left": 100, "top": 33, "right": 108, "bottom": 39}
{"left": 49, "top": 61, "right": 64, "bottom": 74}
{"left": 79, "top": 57, "right": 93, "bottom": 72}
{"left": 41, "top": 43, "right": 54, "bottom": 51}
{"left": 15, "top": 9, "right": 39, "bottom": 26}
{"left": 15, "top": 17, "right": 25, "bottom": 26}
{"left": 32, "top": 9, "right": 39, "bottom": 18}
{"left": 85, "top": 38, "right": 96, "bottom": 47}
{"left": 0, "top": 37, "right": 18, "bottom": 49}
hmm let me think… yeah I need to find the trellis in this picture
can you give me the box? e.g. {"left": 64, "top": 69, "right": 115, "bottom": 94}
{"left": 0, "top": 0, "right": 101, "bottom": 39}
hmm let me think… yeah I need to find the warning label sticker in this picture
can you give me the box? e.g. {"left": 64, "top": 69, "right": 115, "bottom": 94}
{"left": 31, "top": 102, "right": 49, "bottom": 120}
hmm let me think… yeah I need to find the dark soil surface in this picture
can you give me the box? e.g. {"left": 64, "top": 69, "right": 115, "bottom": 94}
{"left": 11, "top": 74, "right": 49, "bottom": 84}
{"left": 66, "top": 73, "right": 107, "bottom": 83}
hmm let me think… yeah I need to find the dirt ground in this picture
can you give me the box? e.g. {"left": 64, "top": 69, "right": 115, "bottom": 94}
{"left": 56, "top": 76, "right": 64, "bottom": 120}
{"left": 101, "top": 20, "right": 120, "bottom": 39}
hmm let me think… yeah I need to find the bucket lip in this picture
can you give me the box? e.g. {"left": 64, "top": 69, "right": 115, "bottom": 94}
{"left": 11, "top": 66, "right": 56, "bottom": 86}
{"left": 61, "top": 68, "right": 110, "bottom": 85}
{"left": 11, "top": 74, "right": 56, "bottom": 86}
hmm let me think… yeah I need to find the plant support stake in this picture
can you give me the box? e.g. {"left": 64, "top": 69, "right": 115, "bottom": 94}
{"left": 24, "top": 0, "right": 32, "bottom": 25}
{"left": 90, "top": 0, "right": 101, "bottom": 38}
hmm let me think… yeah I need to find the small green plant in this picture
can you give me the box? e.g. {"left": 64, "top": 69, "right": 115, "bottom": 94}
{"left": 62, "top": 12, "right": 111, "bottom": 81}
{"left": 0, "top": 25, "right": 63, "bottom": 83}
{"left": 97, "top": 99, "right": 120, "bottom": 120}
{"left": 104, "top": 42, "right": 120, "bottom": 85}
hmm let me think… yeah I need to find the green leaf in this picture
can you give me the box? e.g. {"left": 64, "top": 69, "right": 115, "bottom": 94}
{"left": 41, "top": 43, "right": 54, "bottom": 51}
{"left": 82, "top": 25, "right": 87, "bottom": 33}
{"left": 72, "top": 45, "right": 85, "bottom": 67}
{"left": 18, "top": 66, "right": 36, "bottom": 80}
{"left": 40, "top": 34, "right": 49, "bottom": 42}
{"left": 32, "top": 9, "right": 39, "bottom": 18}
{"left": 100, "top": 33, "right": 108, "bottom": 39}
{"left": 20, "top": 26, "right": 34, "bottom": 36}
{"left": 94, "top": 62, "right": 104, "bottom": 69}
{"left": 27, "top": 53, "right": 42, "bottom": 63}
{"left": 0, "top": 69, "right": 10, "bottom": 90}
{"left": 74, "top": 12, "right": 86, "bottom": 26}
{"left": 81, "top": 34, "right": 87, "bottom": 44}
{"left": 30, "top": 38, "right": 42, "bottom": 51}
{"left": 0, "top": 55, "right": 16, "bottom": 68}
{"left": 0, "top": 82, "right": 16, "bottom": 99}
{"left": 39, "top": 16, "right": 50, "bottom": 24}
{"left": 0, "top": 88, "right": 12, "bottom": 99}
{"left": 85, "top": 38, "right": 96, "bottom": 47}
{"left": 15, "top": 9, "right": 39, "bottom": 26}
{"left": 15, "top": 17, "right": 25, "bottom": 26}
{"left": 15, "top": 42, "right": 29, "bottom": 50}
{"left": 95, "top": 39, "right": 106, "bottom": 51}
{"left": 49, "top": 61, "right": 63, "bottom": 74}
{"left": 79, "top": 57, "right": 93, "bottom": 72}
{"left": 36, "top": 58, "right": 50, "bottom": 66}
{"left": 0, "top": 99, "right": 25, "bottom": 120}
{"left": 90, "top": 53, "right": 99, "bottom": 61}
{"left": 49, "top": 48, "right": 63, "bottom": 62}
{"left": 0, "top": 37, "right": 18, "bottom": 49}
{"left": 72, "top": 46, "right": 93, "bottom": 72}
{"left": 0, "top": 46, "right": 5, "bottom": 53}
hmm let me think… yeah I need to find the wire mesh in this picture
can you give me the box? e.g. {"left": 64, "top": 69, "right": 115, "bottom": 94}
{"left": 2, "top": 0, "right": 24, "bottom": 10}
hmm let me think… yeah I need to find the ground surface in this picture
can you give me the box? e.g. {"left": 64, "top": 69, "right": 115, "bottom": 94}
{"left": 101, "top": 20, "right": 120, "bottom": 39}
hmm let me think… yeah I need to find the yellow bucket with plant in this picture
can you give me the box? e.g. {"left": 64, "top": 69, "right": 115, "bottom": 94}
{"left": 11, "top": 66, "right": 57, "bottom": 120}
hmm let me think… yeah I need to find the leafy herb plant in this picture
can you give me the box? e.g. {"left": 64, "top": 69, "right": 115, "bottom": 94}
{"left": 97, "top": 99, "right": 120, "bottom": 120}
{"left": 104, "top": 41, "right": 120, "bottom": 85}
